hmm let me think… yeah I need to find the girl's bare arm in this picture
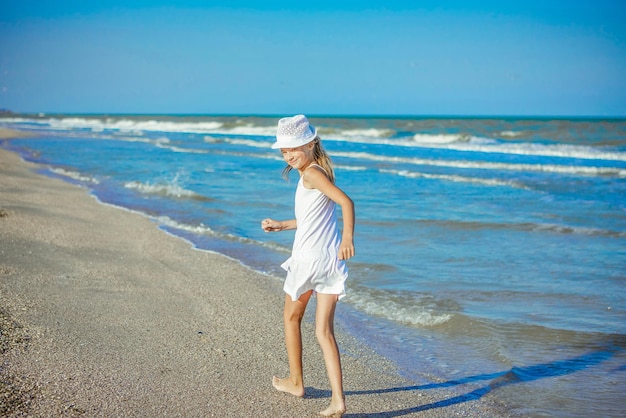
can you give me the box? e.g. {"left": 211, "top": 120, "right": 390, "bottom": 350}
{"left": 261, "top": 218, "right": 297, "bottom": 232}
{"left": 303, "top": 167, "right": 355, "bottom": 260}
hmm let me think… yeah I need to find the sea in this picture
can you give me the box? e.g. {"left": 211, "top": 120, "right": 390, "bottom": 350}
{"left": 1, "top": 114, "right": 625, "bottom": 417}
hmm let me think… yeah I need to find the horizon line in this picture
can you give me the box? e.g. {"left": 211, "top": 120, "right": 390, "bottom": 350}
{"left": 2, "top": 110, "right": 625, "bottom": 120}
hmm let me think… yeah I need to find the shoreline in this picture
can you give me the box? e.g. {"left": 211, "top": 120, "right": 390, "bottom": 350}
{"left": 0, "top": 128, "right": 503, "bottom": 416}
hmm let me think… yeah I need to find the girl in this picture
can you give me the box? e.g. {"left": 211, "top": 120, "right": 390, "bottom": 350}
{"left": 261, "top": 114, "right": 355, "bottom": 417}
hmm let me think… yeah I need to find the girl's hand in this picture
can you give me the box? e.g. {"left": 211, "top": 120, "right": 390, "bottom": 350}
{"left": 261, "top": 218, "right": 281, "bottom": 232}
{"left": 338, "top": 240, "right": 355, "bottom": 260}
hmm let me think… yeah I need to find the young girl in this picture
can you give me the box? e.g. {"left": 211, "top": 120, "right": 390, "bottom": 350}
{"left": 261, "top": 114, "right": 355, "bottom": 417}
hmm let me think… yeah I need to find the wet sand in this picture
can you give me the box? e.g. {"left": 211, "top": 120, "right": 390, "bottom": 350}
{"left": 0, "top": 128, "right": 504, "bottom": 416}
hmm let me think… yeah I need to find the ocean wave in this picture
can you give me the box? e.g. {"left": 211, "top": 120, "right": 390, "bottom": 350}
{"left": 112, "top": 135, "right": 209, "bottom": 154}
{"left": 123, "top": 180, "right": 207, "bottom": 200}
{"left": 347, "top": 286, "right": 455, "bottom": 327}
{"left": 5, "top": 116, "right": 625, "bottom": 162}
{"left": 155, "top": 215, "right": 215, "bottom": 235}
{"left": 256, "top": 239, "right": 292, "bottom": 254}
{"left": 521, "top": 222, "right": 626, "bottom": 238}
{"left": 331, "top": 134, "right": 626, "bottom": 161}
{"left": 111, "top": 135, "right": 170, "bottom": 145}
{"left": 335, "top": 128, "right": 395, "bottom": 138}
{"left": 182, "top": 145, "right": 626, "bottom": 179}
{"left": 417, "top": 219, "right": 626, "bottom": 238}
{"left": 336, "top": 164, "right": 368, "bottom": 171}
{"left": 62, "top": 117, "right": 223, "bottom": 133}
{"left": 1, "top": 116, "right": 225, "bottom": 134}
{"left": 499, "top": 130, "right": 524, "bottom": 138}
{"left": 333, "top": 151, "right": 626, "bottom": 177}
{"left": 412, "top": 133, "right": 489, "bottom": 145}
{"left": 224, "top": 125, "right": 277, "bottom": 137}
{"left": 155, "top": 215, "right": 291, "bottom": 253}
{"left": 323, "top": 131, "right": 493, "bottom": 147}
{"left": 223, "top": 138, "right": 274, "bottom": 148}
{"left": 448, "top": 142, "right": 626, "bottom": 162}
{"left": 381, "top": 168, "right": 530, "bottom": 189}
{"left": 158, "top": 144, "right": 208, "bottom": 154}
{"left": 48, "top": 167, "right": 100, "bottom": 184}
{"left": 217, "top": 125, "right": 626, "bottom": 163}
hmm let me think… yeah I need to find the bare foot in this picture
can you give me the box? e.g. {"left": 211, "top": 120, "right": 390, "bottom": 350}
{"left": 320, "top": 398, "right": 346, "bottom": 417}
{"left": 272, "top": 376, "right": 305, "bottom": 397}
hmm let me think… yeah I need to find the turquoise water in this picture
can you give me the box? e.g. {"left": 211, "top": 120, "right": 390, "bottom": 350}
{"left": 2, "top": 114, "right": 625, "bottom": 416}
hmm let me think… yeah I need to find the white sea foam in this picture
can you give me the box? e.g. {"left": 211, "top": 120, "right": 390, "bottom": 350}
{"left": 21, "top": 117, "right": 224, "bottom": 134}
{"left": 156, "top": 215, "right": 291, "bottom": 253}
{"left": 333, "top": 151, "right": 626, "bottom": 177}
{"left": 500, "top": 130, "right": 524, "bottom": 138}
{"left": 447, "top": 142, "right": 626, "bottom": 162}
{"left": 348, "top": 288, "right": 453, "bottom": 327}
{"left": 49, "top": 167, "right": 100, "bottom": 184}
{"left": 110, "top": 135, "right": 169, "bottom": 146}
{"left": 111, "top": 135, "right": 208, "bottom": 154}
{"left": 330, "top": 132, "right": 624, "bottom": 162}
{"left": 224, "top": 125, "right": 277, "bottom": 136}
{"left": 336, "top": 128, "right": 394, "bottom": 138}
{"left": 159, "top": 144, "right": 208, "bottom": 154}
{"left": 257, "top": 239, "right": 291, "bottom": 254}
{"left": 381, "top": 169, "right": 530, "bottom": 189}
{"left": 336, "top": 164, "right": 368, "bottom": 171}
{"left": 124, "top": 180, "right": 201, "bottom": 199}
{"left": 225, "top": 138, "right": 274, "bottom": 148}
{"left": 412, "top": 133, "right": 481, "bottom": 144}
{"left": 154, "top": 215, "right": 259, "bottom": 245}
{"left": 325, "top": 131, "right": 626, "bottom": 162}
{"left": 325, "top": 132, "right": 494, "bottom": 147}
{"left": 154, "top": 215, "right": 215, "bottom": 235}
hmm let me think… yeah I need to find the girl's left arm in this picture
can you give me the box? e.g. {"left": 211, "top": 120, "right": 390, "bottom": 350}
{"left": 304, "top": 168, "right": 355, "bottom": 260}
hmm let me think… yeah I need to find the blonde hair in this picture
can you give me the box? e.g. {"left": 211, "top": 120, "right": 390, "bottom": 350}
{"left": 282, "top": 137, "right": 335, "bottom": 183}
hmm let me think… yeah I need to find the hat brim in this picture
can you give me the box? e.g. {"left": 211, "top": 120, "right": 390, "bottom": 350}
{"left": 271, "top": 127, "right": 317, "bottom": 149}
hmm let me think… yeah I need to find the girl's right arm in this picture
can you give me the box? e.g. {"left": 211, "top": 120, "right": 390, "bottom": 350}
{"left": 261, "top": 218, "right": 296, "bottom": 232}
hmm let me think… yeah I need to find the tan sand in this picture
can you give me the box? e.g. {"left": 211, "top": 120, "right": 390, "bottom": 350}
{"left": 0, "top": 128, "right": 504, "bottom": 417}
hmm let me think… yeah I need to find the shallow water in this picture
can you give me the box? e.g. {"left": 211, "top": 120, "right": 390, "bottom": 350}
{"left": 2, "top": 114, "right": 625, "bottom": 416}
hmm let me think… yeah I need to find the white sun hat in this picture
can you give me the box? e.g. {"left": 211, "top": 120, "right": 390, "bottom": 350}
{"left": 271, "top": 114, "right": 318, "bottom": 149}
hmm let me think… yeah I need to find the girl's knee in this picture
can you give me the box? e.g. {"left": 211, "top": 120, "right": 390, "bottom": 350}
{"left": 315, "top": 325, "right": 335, "bottom": 344}
{"left": 283, "top": 291, "right": 311, "bottom": 323}
{"left": 284, "top": 309, "right": 305, "bottom": 323}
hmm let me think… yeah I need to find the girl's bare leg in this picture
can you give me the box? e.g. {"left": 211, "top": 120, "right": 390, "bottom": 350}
{"left": 315, "top": 293, "right": 346, "bottom": 417}
{"left": 272, "top": 290, "right": 313, "bottom": 397}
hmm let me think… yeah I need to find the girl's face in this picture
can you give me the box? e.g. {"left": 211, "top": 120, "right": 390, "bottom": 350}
{"left": 280, "top": 143, "right": 313, "bottom": 171}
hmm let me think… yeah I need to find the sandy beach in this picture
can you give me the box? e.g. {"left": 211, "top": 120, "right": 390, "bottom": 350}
{"left": 0, "top": 128, "right": 503, "bottom": 417}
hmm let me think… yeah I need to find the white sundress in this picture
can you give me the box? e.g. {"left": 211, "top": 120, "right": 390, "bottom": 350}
{"left": 280, "top": 166, "right": 348, "bottom": 301}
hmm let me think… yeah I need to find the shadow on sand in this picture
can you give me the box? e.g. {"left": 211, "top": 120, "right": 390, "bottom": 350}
{"left": 306, "top": 344, "right": 623, "bottom": 417}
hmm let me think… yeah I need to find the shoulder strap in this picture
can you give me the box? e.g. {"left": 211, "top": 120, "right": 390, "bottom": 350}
{"left": 308, "top": 163, "right": 328, "bottom": 175}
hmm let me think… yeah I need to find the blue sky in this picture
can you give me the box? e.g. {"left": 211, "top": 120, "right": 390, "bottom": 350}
{"left": 1, "top": 1, "right": 625, "bottom": 116}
